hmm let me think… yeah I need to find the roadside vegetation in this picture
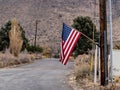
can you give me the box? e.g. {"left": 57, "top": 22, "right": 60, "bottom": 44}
{"left": 68, "top": 16, "right": 105, "bottom": 90}
{"left": 0, "top": 19, "right": 43, "bottom": 68}
{"left": 69, "top": 16, "right": 120, "bottom": 90}
{"left": 71, "top": 16, "right": 99, "bottom": 82}
{"left": 72, "top": 16, "right": 99, "bottom": 57}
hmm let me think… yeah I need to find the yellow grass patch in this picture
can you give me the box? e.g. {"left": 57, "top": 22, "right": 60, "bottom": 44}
{"left": 0, "top": 50, "right": 36, "bottom": 68}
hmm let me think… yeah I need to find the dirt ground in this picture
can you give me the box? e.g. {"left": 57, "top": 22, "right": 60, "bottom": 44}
{"left": 68, "top": 72, "right": 120, "bottom": 90}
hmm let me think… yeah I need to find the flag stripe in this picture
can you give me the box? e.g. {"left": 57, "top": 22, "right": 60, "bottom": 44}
{"left": 63, "top": 29, "right": 74, "bottom": 49}
{"left": 63, "top": 33, "right": 81, "bottom": 65}
{"left": 60, "top": 23, "right": 81, "bottom": 65}
{"left": 62, "top": 31, "right": 76, "bottom": 63}
{"left": 64, "top": 30, "right": 77, "bottom": 55}
{"left": 63, "top": 32, "right": 81, "bottom": 65}
{"left": 62, "top": 31, "right": 80, "bottom": 64}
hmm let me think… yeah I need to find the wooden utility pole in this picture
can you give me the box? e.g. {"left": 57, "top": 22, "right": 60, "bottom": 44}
{"left": 34, "top": 20, "right": 38, "bottom": 47}
{"left": 34, "top": 20, "right": 40, "bottom": 47}
{"left": 99, "top": 0, "right": 108, "bottom": 86}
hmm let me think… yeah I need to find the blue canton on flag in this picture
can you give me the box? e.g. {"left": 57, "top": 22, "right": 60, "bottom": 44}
{"left": 62, "top": 24, "right": 72, "bottom": 41}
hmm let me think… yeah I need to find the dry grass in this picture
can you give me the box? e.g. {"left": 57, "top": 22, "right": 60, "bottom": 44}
{"left": 69, "top": 54, "right": 120, "bottom": 90}
{"left": 114, "top": 44, "right": 120, "bottom": 49}
{"left": 0, "top": 49, "right": 35, "bottom": 68}
{"left": 9, "top": 18, "right": 23, "bottom": 56}
{"left": 42, "top": 46, "right": 52, "bottom": 58}
{"left": 74, "top": 54, "right": 91, "bottom": 81}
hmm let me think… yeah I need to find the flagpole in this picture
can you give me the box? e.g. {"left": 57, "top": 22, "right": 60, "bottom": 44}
{"left": 108, "top": 0, "right": 113, "bottom": 84}
{"left": 98, "top": 48, "right": 101, "bottom": 83}
{"left": 80, "top": 32, "right": 99, "bottom": 46}
{"left": 94, "top": 45, "right": 98, "bottom": 83}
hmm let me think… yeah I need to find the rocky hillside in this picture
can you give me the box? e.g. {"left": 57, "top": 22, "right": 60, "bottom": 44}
{"left": 0, "top": 0, "right": 120, "bottom": 53}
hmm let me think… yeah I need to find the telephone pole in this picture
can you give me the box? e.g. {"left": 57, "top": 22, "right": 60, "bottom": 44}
{"left": 34, "top": 20, "right": 40, "bottom": 47}
{"left": 34, "top": 20, "right": 37, "bottom": 47}
{"left": 99, "top": 0, "right": 108, "bottom": 86}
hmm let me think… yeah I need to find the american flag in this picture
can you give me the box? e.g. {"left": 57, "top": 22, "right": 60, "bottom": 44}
{"left": 60, "top": 23, "right": 81, "bottom": 65}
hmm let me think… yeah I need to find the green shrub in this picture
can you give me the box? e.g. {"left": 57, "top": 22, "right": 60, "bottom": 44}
{"left": 26, "top": 45, "right": 43, "bottom": 53}
{"left": 54, "top": 53, "right": 59, "bottom": 58}
{"left": 72, "top": 16, "right": 99, "bottom": 57}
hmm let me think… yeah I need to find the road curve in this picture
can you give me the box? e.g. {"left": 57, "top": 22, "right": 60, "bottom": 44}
{"left": 0, "top": 58, "right": 74, "bottom": 90}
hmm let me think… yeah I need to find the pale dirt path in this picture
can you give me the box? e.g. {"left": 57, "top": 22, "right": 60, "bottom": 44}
{"left": 0, "top": 58, "right": 74, "bottom": 90}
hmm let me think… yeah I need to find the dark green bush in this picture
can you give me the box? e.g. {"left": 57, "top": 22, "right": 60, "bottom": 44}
{"left": 26, "top": 45, "right": 43, "bottom": 53}
{"left": 72, "top": 16, "right": 99, "bottom": 57}
{"left": 54, "top": 53, "right": 59, "bottom": 58}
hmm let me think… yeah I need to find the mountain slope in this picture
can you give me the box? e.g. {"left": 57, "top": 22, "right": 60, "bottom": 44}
{"left": 0, "top": 0, "right": 120, "bottom": 52}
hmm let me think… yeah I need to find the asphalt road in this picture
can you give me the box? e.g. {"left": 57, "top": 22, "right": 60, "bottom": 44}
{"left": 0, "top": 58, "right": 74, "bottom": 90}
